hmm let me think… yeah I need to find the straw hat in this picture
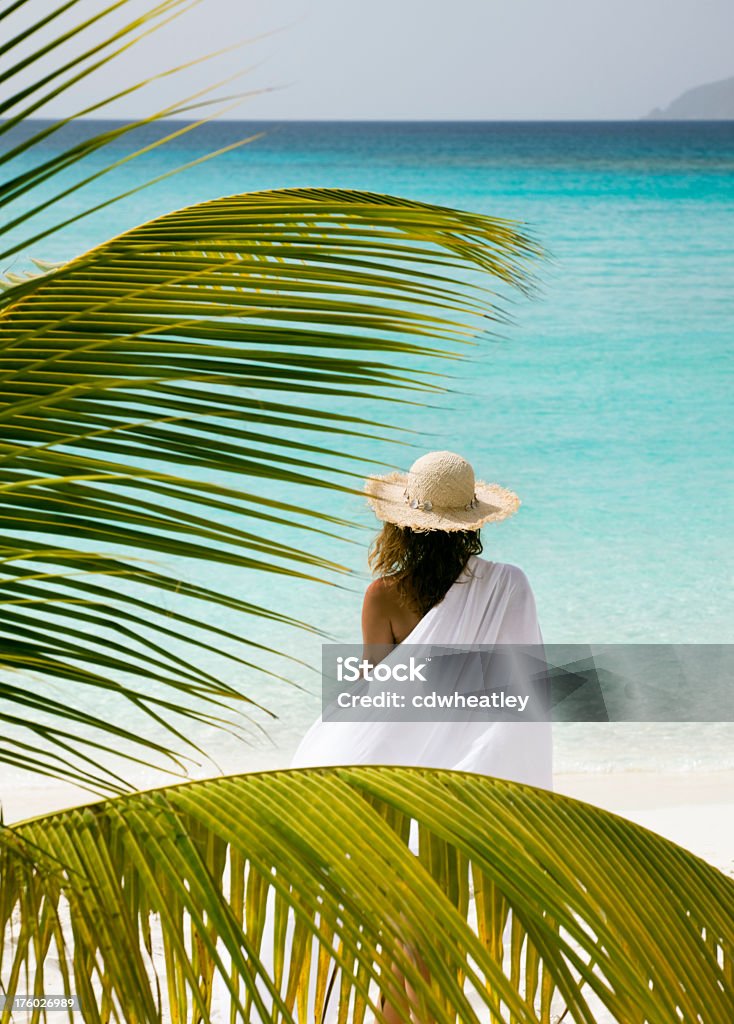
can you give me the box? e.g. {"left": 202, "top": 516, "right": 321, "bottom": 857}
{"left": 364, "top": 451, "right": 520, "bottom": 532}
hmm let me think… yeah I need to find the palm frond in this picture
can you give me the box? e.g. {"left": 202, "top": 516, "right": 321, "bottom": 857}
{"left": 0, "top": 187, "right": 540, "bottom": 785}
{"left": 0, "top": 0, "right": 258, "bottom": 263}
{"left": 2, "top": 767, "right": 732, "bottom": 1022}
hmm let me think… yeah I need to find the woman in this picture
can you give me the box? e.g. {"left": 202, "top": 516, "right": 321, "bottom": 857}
{"left": 293, "top": 449, "right": 552, "bottom": 787}
{"left": 291, "top": 450, "right": 552, "bottom": 1022}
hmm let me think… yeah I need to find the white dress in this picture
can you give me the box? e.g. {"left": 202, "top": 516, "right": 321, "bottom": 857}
{"left": 291, "top": 555, "right": 553, "bottom": 791}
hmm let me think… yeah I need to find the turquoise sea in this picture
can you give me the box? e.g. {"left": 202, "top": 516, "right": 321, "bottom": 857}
{"left": 4, "top": 121, "right": 734, "bottom": 781}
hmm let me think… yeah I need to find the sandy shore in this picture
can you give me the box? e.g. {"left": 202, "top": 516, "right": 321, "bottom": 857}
{"left": 554, "top": 769, "right": 734, "bottom": 877}
{"left": 4, "top": 768, "right": 733, "bottom": 879}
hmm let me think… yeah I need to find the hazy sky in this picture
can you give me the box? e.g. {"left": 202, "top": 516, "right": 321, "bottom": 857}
{"left": 11, "top": 0, "right": 734, "bottom": 120}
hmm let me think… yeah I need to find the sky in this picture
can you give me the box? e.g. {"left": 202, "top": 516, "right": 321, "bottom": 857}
{"left": 9, "top": 0, "right": 734, "bottom": 120}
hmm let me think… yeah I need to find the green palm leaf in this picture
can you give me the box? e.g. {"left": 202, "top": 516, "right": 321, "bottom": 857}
{"left": 2, "top": 767, "right": 732, "bottom": 1023}
{"left": 1, "top": 0, "right": 259, "bottom": 262}
{"left": 0, "top": 187, "right": 540, "bottom": 787}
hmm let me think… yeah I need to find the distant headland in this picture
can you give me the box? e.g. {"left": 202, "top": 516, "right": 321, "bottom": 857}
{"left": 645, "top": 74, "right": 734, "bottom": 119}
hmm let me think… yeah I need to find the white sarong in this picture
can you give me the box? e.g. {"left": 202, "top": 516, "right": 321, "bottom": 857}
{"left": 291, "top": 555, "right": 553, "bottom": 790}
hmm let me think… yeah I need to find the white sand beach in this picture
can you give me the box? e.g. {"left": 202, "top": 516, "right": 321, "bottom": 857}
{"left": 555, "top": 770, "right": 734, "bottom": 877}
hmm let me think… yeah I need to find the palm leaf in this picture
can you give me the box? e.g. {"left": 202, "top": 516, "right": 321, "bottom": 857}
{"left": 0, "top": 187, "right": 540, "bottom": 787}
{"left": 1, "top": 0, "right": 260, "bottom": 264}
{"left": 1, "top": 767, "right": 732, "bottom": 1022}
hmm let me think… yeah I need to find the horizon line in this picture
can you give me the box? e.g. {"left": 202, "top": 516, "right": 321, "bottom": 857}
{"left": 11, "top": 116, "right": 734, "bottom": 124}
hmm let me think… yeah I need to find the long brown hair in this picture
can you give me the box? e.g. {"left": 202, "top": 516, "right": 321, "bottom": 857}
{"left": 368, "top": 522, "right": 483, "bottom": 617}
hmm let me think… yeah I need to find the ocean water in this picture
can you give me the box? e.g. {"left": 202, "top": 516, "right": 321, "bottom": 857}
{"left": 3, "top": 121, "right": 734, "bottom": 782}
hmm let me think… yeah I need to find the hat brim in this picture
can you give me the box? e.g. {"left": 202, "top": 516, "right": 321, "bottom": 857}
{"left": 364, "top": 471, "right": 520, "bottom": 532}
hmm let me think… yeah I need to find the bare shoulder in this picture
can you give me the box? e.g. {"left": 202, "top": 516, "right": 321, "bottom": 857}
{"left": 363, "top": 576, "right": 399, "bottom": 610}
{"left": 362, "top": 576, "right": 401, "bottom": 646}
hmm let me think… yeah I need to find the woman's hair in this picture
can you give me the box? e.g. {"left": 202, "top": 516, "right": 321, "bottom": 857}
{"left": 369, "top": 522, "right": 483, "bottom": 617}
